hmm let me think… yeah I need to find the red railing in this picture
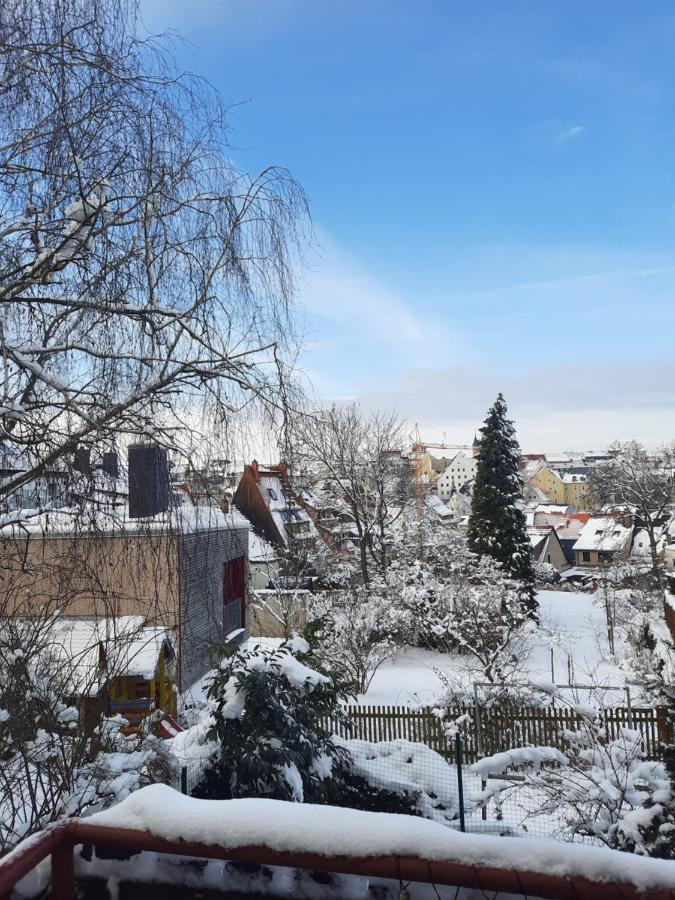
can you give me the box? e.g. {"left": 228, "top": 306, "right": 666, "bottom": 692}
{"left": 1, "top": 820, "right": 674, "bottom": 900}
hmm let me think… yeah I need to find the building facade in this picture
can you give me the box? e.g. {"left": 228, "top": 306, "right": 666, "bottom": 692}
{"left": 436, "top": 452, "right": 477, "bottom": 500}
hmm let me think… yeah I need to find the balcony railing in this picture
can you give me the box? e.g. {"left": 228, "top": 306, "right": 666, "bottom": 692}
{"left": 1, "top": 813, "right": 674, "bottom": 900}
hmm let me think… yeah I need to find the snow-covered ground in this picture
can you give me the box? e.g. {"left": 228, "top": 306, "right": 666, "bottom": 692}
{"left": 361, "top": 590, "right": 625, "bottom": 707}
{"left": 183, "top": 590, "right": 629, "bottom": 712}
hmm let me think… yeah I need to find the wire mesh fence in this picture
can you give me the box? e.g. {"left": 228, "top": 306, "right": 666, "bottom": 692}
{"left": 319, "top": 701, "right": 671, "bottom": 845}
{"left": 165, "top": 699, "right": 670, "bottom": 849}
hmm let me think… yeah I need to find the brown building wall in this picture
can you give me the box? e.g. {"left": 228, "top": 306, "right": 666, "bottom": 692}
{"left": 0, "top": 531, "right": 180, "bottom": 627}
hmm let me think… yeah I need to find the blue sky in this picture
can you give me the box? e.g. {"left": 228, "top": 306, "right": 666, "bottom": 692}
{"left": 142, "top": 1, "right": 675, "bottom": 450}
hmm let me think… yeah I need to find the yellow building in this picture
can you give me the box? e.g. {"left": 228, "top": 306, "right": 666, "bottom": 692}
{"left": 528, "top": 466, "right": 590, "bottom": 508}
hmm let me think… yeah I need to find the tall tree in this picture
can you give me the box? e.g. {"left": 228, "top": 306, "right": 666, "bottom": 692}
{"left": 587, "top": 441, "right": 675, "bottom": 596}
{"left": 468, "top": 393, "right": 536, "bottom": 614}
{"left": 293, "top": 404, "right": 411, "bottom": 585}
{"left": 0, "top": 0, "right": 307, "bottom": 502}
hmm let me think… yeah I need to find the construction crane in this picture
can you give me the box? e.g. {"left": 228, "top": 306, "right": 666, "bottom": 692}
{"left": 409, "top": 423, "right": 473, "bottom": 517}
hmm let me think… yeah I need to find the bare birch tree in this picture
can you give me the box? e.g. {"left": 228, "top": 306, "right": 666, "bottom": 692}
{"left": 0, "top": 0, "right": 308, "bottom": 503}
{"left": 0, "top": 0, "right": 308, "bottom": 851}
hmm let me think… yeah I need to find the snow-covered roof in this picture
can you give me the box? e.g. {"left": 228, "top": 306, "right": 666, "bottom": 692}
{"left": 520, "top": 459, "right": 545, "bottom": 480}
{"left": 526, "top": 525, "right": 553, "bottom": 548}
{"left": 0, "top": 502, "right": 249, "bottom": 538}
{"left": 533, "top": 513, "right": 588, "bottom": 540}
{"left": 573, "top": 518, "right": 632, "bottom": 553}
{"left": 248, "top": 529, "right": 278, "bottom": 564}
{"left": 560, "top": 472, "right": 587, "bottom": 484}
{"left": 424, "top": 493, "right": 454, "bottom": 520}
{"left": 4, "top": 615, "right": 174, "bottom": 696}
{"left": 534, "top": 503, "right": 574, "bottom": 514}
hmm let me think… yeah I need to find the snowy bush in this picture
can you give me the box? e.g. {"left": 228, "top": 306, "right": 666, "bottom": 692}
{"left": 335, "top": 737, "right": 462, "bottom": 826}
{"left": 471, "top": 703, "right": 673, "bottom": 855}
{"left": 306, "top": 586, "right": 396, "bottom": 695}
{"left": 65, "top": 714, "right": 176, "bottom": 818}
{"left": 0, "top": 622, "right": 174, "bottom": 853}
{"left": 195, "top": 638, "right": 345, "bottom": 803}
{"left": 193, "top": 639, "right": 419, "bottom": 817}
{"left": 391, "top": 530, "right": 533, "bottom": 699}
{"left": 533, "top": 561, "right": 561, "bottom": 585}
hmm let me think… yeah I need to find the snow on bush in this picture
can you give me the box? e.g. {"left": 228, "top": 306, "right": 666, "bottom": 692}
{"left": 307, "top": 587, "right": 396, "bottom": 695}
{"left": 470, "top": 705, "right": 673, "bottom": 856}
{"left": 0, "top": 620, "right": 176, "bottom": 853}
{"left": 335, "top": 737, "right": 461, "bottom": 825}
{"left": 186, "top": 640, "right": 428, "bottom": 820}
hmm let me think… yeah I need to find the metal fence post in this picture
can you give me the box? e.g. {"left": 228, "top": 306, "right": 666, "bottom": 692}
{"left": 473, "top": 683, "right": 487, "bottom": 822}
{"left": 181, "top": 765, "right": 188, "bottom": 795}
{"left": 454, "top": 733, "right": 466, "bottom": 833}
{"left": 473, "top": 683, "right": 483, "bottom": 758}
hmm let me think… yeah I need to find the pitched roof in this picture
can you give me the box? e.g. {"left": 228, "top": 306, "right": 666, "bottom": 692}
{"left": 573, "top": 517, "right": 632, "bottom": 553}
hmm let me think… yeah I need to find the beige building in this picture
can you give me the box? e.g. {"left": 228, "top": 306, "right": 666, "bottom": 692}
{"left": 528, "top": 466, "right": 590, "bottom": 508}
{"left": 527, "top": 525, "right": 569, "bottom": 571}
{"left": 0, "top": 506, "right": 249, "bottom": 691}
{"left": 572, "top": 517, "right": 633, "bottom": 568}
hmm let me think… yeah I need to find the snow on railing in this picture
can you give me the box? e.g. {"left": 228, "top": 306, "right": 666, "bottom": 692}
{"left": 1, "top": 785, "right": 674, "bottom": 900}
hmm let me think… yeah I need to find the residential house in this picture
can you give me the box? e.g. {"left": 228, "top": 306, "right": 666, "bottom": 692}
{"left": 232, "top": 461, "right": 318, "bottom": 550}
{"left": 35, "top": 614, "right": 178, "bottom": 726}
{"left": 424, "top": 492, "right": 456, "bottom": 523}
{"left": 527, "top": 525, "right": 569, "bottom": 571}
{"left": 294, "top": 483, "right": 358, "bottom": 555}
{"left": 0, "top": 495, "right": 249, "bottom": 694}
{"left": 572, "top": 516, "right": 633, "bottom": 568}
{"left": 528, "top": 465, "right": 590, "bottom": 507}
{"left": 532, "top": 511, "right": 590, "bottom": 567}
{"left": 436, "top": 451, "right": 477, "bottom": 501}
{"left": 248, "top": 529, "right": 280, "bottom": 589}
{"left": 0, "top": 443, "right": 82, "bottom": 513}
{"left": 174, "top": 457, "right": 238, "bottom": 512}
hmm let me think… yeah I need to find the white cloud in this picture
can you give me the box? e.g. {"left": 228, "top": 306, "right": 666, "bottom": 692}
{"left": 357, "top": 361, "right": 675, "bottom": 452}
{"left": 297, "top": 234, "right": 476, "bottom": 382}
{"left": 556, "top": 124, "right": 586, "bottom": 144}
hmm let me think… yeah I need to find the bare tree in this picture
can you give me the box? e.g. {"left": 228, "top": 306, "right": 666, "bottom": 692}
{"left": 588, "top": 442, "right": 675, "bottom": 593}
{"left": 293, "top": 404, "right": 411, "bottom": 585}
{"left": 0, "top": 0, "right": 308, "bottom": 503}
{"left": 307, "top": 585, "right": 395, "bottom": 695}
{"left": 0, "top": 0, "right": 307, "bottom": 851}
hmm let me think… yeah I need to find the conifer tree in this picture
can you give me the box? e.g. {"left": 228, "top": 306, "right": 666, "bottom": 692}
{"left": 468, "top": 393, "right": 537, "bottom": 615}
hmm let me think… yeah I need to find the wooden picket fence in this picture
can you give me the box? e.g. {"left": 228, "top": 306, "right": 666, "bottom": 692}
{"left": 322, "top": 703, "right": 672, "bottom": 764}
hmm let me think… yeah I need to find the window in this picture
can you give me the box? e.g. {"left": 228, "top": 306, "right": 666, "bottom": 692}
{"left": 223, "top": 556, "right": 246, "bottom": 633}
{"left": 582, "top": 550, "right": 591, "bottom": 562}
{"left": 267, "top": 487, "right": 278, "bottom": 501}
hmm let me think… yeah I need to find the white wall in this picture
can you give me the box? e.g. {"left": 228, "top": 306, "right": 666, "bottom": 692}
{"left": 436, "top": 452, "right": 477, "bottom": 500}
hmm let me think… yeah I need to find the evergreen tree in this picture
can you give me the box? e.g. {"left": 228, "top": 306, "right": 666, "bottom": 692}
{"left": 193, "top": 638, "right": 418, "bottom": 817}
{"left": 468, "top": 393, "right": 537, "bottom": 615}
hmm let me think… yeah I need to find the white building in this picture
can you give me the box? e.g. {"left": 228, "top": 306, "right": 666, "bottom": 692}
{"left": 436, "top": 451, "right": 477, "bottom": 501}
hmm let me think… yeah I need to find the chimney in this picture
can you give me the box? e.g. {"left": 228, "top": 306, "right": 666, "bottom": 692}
{"left": 73, "top": 446, "right": 91, "bottom": 475}
{"left": 128, "top": 444, "right": 170, "bottom": 518}
{"left": 102, "top": 451, "right": 119, "bottom": 479}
